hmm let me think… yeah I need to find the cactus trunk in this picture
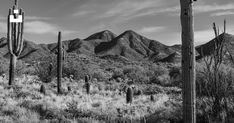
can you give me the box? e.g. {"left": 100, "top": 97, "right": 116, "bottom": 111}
{"left": 180, "top": 0, "right": 196, "bottom": 122}
{"left": 57, "top": 31, "right": 62, "bottom": 94}
{"left": 9, "top": 54, "right": 16, "bottom": 85}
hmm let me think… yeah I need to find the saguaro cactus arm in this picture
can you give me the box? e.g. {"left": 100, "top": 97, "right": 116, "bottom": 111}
{"left": 7, "top": 9, "right": 13, "bottom": 55}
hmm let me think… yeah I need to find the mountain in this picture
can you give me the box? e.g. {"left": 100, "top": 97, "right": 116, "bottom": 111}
{"left": 94, "top": 30, "right": 175, "bottom": 60}
{"left": 84, "top": 30, "right": 117, "bottom": 42}
{"left": 0, "top": 38, "right": 51, "bottom": 62}
{"left": 159, "top": 52, "right": 181, "bottom": 63}
{"left": 195, "top": 33, "right": 234, "bottom": 60}
{"left": 0, "top": 30, "right": 179, "bottom": 62}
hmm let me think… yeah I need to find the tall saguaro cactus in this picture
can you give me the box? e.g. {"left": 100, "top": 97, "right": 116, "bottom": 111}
{"left": 7, "top": 0, "right": 25, "bottom": 85}
{"left": 180, "top": 0, "right": 196, "bottom": 122}
{"left": 57, "top": 32, "right": 63, "bottom": 94}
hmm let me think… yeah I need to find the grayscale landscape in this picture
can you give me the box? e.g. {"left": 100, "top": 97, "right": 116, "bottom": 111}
{"left": 0, "top": 0, "right": 234, "bottom": 123}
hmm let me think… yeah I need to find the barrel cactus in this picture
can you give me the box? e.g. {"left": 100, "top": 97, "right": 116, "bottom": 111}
{"left": 126, "top": 87, "right": 133, "bottom": 104}
{"left": 40, "top": 85, "right": 46, "bottom": 94}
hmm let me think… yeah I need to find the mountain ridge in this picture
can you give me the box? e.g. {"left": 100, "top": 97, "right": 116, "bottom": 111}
{"left": 1, "top": 30, "right": 234, "bottom": 63}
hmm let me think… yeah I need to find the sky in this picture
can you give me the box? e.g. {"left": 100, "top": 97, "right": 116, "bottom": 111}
{"left": 0, "top": 0, "right": 234, "bottom": 46}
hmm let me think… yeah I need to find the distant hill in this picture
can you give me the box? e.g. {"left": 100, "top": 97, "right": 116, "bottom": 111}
{"left": 159, "top": 52, "right": 181, "bottom": 63}
{"left": 84, "top": 30, "right": 117, "bottom": 42}
{"left": 2, "top": 30, "right": 233, "bottom": 63}
{"left": 94, "top": 30, "right": 175, "bottom": 61}
{"left": 195, "top": 33, "right": 234, "bottom": 60}
{"left": 0, "top": 38, "right": 51, "bottom": 62}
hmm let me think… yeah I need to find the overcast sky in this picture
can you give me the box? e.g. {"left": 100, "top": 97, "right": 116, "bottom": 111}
{"left": 0, "top": 0, "right": 234, "bottom": 45}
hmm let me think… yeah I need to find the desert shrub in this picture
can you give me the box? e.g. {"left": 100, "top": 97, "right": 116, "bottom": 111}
{"left": 149, "top": 74, "right": 170, "bottom": 86}
{"left": 34, "top": 55, "right": 57, "bottom": 83}
{"left": 92, "top": 69, "right": 110, "bottom": 81}
{"left": 148, "top": 64, "right": 169, "bottom": 77}
{"left": 63, "top": 60, "right": 90, "bottom": 80}
{"left": 196, "top": 24, "right": 234, "bottom": 122}
{"left": 0, "top": 57, "right": 8, "bottom": 76}
{"left": 15, "top": 60, "right": 27, "bottom": 77}
{"left": 135, "top": 90, "right": 143, "bottom": 96}
{"left": 196, "top": 62, "right": 234, "bottom": 120}
{"left": 112, "top": 68, "right": 124, "bottom": 79}
{"left": 123, "top": 65, "right": 149, "bottom": 83}
{"left": 147, "top": 64, "right": 170, "bottom": 85}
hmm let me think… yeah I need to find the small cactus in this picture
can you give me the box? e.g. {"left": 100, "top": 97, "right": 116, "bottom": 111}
{"left": 86, "top": 82, "right": 91, "bottom": 94}
{"left": 150, "top": 95, "right": 155, "bottom": 101}
{"left": 67, "top": 86, "right": 71, "bottom": 92}
{"left": 126, "top": 87, "right": 133, "bottom": 104}
{"left": 85, "top": 75, "right": 90, "bottom": 83}
{"left": 40, "top": 85, "right": 46, "bottom": 94}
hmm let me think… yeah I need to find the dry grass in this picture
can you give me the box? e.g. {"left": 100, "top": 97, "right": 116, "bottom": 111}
{"left": 0, "top": 74, "right": 182, "bottom": 123}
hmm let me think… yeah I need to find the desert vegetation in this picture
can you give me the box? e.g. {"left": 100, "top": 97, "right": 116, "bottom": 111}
{"left": 0, "top": 53, "right": 184, "bottom": 123}
{"left": 1, "top": 0, "right": 234, "bottom": 123}
{"left": 0, "top": 44, "right": 233, "bottom": 122}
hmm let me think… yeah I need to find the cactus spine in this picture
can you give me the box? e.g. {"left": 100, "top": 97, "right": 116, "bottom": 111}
{"left": 57, "top": 32, "right": 62, "bottom": 94}
{"left": 126, "top": 87, "right": 133, "bottom": 104}
{"left": 7, "top": 0, "right": 25, "bottom": 85}
{"left": 180, "top": 0, "right": 196, "bottom": 122}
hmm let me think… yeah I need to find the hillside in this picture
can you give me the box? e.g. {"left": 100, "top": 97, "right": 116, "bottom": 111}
{"left": 195, "top": 33, "right": 234, "bottom": 60}
{"left": 94, "top": 30, "right": 175, "bottom": 61}
{"left": 0, "top": 30, "right": 178, "bottom": 62}
{"left": 2, "top": 31, "right": 234, "bottom": 63}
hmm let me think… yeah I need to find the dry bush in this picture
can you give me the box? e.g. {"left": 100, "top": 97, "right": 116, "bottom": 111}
{"left": 112, "top": 68, "right": 124, "bottom": 80}
{"left": 63, "top": 60, "right": 90, "bottom": 80}
{"left": 0, "top": 57, "right": 8, "bottom": 76}
{"left": 196, "top": 22, "right": 234, "bottom": 122}
{"left": 123, "top": 65, "right": 149, "bottom": 83}
{"left": 92, "top": 69, "right": 110, "bottom": 81}
{"left": 15, "top": 60, "right": 27, "bottom": 78}
{"left": 34, "top": 55, "right": 57, "bottom": 83}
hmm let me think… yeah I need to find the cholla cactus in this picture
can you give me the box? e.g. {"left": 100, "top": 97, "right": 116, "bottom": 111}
{"left": 7, "top": 0, "right": 25, "bottom": 85}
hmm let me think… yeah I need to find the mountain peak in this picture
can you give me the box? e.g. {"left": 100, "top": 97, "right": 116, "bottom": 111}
{"left": 122, "top": 30, "right": 138, "bottom": 36}
{"left": 84, "top": 30, "right": 117, "bottom": 42}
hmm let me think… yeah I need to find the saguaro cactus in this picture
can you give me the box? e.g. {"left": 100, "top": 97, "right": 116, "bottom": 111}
{"left": 57, "top": 32, "right": 63, "bottom": 94}
{"left": 7, "top": 0, "right": 25, "bottom": 85}
{"left": 180, "top": 0, "right": 196, "bottom": 122}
